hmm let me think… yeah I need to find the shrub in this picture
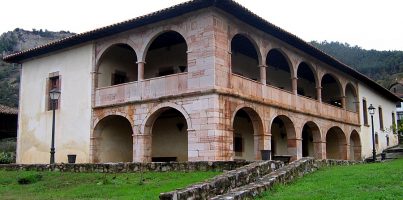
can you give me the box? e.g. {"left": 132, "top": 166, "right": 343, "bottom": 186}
{"left": 17, "top": 173, "right": 43, "bottom": 185}
{"left": 0, "top": 137, "right": 17, "bottom": 152}
{"left": 0, "top": 152, "right": 15, "bottom": 164}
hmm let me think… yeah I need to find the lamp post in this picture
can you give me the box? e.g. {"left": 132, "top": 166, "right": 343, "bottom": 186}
{"left": 368, "top": 104, "right": 376, "bottom": 161}
{"left": 49, "top": 88, "right": 61, "bottom": 164}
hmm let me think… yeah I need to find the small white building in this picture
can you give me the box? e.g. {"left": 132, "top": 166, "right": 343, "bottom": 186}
{"left": 3, "top": 0, "right": 400, "bottom": 164}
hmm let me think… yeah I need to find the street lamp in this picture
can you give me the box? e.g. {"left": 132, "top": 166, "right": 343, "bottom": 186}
{"left": 49, "top": 88, "right": 61, "bottom": 164}
{"left": 368, "top": 104, "right": 376, "bottom": 161}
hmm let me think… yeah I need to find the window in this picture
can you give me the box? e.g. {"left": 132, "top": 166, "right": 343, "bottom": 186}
{"left": 392, "top": 112, "right": 396, "bottom": 133}
{"left": 396, "top": 102, "right": 401, "bottom": 108}
{"left": 47, "top": 73, "right": 61, "bottom": 110}
{"left": 397, "top": 112, "right": 403, "bottom": 121}
{"left": 362, "top": 99, "right": 368, "bottom": 125}
{"left": 112, "top": 71, "right": 127, "bottom": 85}
{"left": 378, "top": 106, "right": 384, "bottom": 130}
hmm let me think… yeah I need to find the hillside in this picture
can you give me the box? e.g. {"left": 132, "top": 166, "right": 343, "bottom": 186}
{"left": 1, "top": 29, "right": 403, "bottom": 108}
{"left": 0, "top": 28, "right": 74, "bottom": 107}
{"left": 310, "top": 41, "right": 403, "bottom": 88}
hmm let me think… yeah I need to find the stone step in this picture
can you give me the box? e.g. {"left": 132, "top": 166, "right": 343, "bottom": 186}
{"left": 211, "top": 159, "right": 361, "bottom": 200}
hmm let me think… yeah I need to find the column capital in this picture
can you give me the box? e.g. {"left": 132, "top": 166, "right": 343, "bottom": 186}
{"left": 291, "top": 77, "right": 298, "bottom": 80}
{"left": 316, "top": 86, "right": 322, "bottom": 89}
{"left": 136, "top": 61, "right": 146, "bottom": 64}
{"left": 258, "top": 64, "right": 268, "bottom": 68}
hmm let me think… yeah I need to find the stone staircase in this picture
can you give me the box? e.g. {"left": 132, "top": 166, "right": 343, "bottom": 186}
{"left": 159, "top": 158, "right": 360, "bottom": 200}
{"left": 381, "top": 144, "right": 403, "bottom": 160}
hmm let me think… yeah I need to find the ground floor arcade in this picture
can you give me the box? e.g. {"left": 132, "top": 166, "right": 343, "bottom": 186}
{"left": 91, "top": 94, "right": 362, "bottom": 163}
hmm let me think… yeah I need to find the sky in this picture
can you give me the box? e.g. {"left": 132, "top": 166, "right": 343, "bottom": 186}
{"left": 1, "top": 0, "right": 402, "bottom": 51}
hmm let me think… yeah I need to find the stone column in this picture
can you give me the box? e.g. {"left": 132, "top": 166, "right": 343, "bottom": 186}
{"left": 313, "top": 141, "right": 326, "bottom": 159}
{"left": 137, "top": 61, "right": 145, "bottom": 81}
{"left": 341, "top": 96, "right": 346, "bottom": 109}
{"left": 316, "top": 86, "right": 322, "bottom": 102}
{"left": 187, "top": 129, "right": 199, "bottom": 161}
{"left": 291, "top": 77, "right": 298, "bottom": 95}
{"left": 288, "top": 138, "right": 302, "bottom": 161}
{"left": 132, "top": 133, "right": 151, "bottom": 162}
{"left": 255, "top": 132, "right": 271, "bottom": 160}
{"left": 346, "top": 143, "right": 351, "bottom": 161}
{"left": 259, "top": 65, "right": 267, "bottom": 85}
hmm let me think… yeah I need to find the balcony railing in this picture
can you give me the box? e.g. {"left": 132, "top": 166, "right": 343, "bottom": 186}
{"left": 231, "top": 74, "right": 359, "bottom": 124}
{"left": 95, "top": 73, "right": 188, "bottom": 107}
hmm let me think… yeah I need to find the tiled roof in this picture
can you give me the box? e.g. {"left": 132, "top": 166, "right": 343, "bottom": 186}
{"left": 0, "top": 104, "right": 18, "bottom": 115}
{"left": 1, "top": 0, "right": 401, "bottom": 102}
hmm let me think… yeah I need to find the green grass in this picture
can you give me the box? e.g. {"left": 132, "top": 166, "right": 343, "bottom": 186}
{"left": 257, "top": 159, "right": 403, "bottom": 200}
{"left": 0, "top": 170, "right": 220, "bottom": 199}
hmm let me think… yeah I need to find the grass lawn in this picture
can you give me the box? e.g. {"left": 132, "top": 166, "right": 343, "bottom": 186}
{"left": 257, "top": 159, "right": 403, "bottom": 200}
{"left": 0, "top": 170, "right": 220, "bottom": 199}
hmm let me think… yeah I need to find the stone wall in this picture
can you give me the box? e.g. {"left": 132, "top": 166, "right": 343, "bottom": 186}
{"left": 211, "top": 158, "right": 362, "bottom": 200}
{"left": 0, "top": 161, "right": 250, "bottom": 173}
{"left": 159, "top": 160, "right": 284, "bottom": 200}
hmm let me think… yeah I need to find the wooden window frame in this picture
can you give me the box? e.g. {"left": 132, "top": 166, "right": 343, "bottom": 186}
{"left": 362, "top": 99, "right": 368, "bottom": 126}
{"left": 46, "top": 72, "right": 61, "bottom": 111}
{"left": 378, "top": 106, "right": 384, "bottom": 130}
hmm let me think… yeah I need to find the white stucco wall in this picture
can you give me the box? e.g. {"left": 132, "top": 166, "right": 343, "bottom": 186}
{"left": 358, "top": 83, "right": 399, "bottom": 158}
{"left": 17, "top": 44, "right": 93, "bottom": 164}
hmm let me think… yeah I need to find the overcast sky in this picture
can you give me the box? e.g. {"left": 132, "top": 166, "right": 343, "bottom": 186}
{"left": 1, "top": 0, "right": 402, "bottom": 51}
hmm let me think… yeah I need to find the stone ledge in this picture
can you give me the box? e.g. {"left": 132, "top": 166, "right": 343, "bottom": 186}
{"left": 0, "top": 161, "right": 250, "bottom": 173}
{"left": 159, "top": 160, "right": 284, "bottom": 200}
{"left": 211, "top": 158, "right": 362, "bottom": 200}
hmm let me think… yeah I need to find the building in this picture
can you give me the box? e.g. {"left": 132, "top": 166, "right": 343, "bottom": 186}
{"left": 0, "top": 104, "right": 18, "bottom": 139}
{"left": 2, "top": 0, "right": 400, "bottom": 164}
{"left": 389, "top": 80, "right": 403, "bottom": 143}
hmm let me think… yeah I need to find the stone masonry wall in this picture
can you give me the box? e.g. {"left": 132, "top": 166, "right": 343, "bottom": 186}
{"left": 0, "top": 161, "right": 250, "bottom": 173}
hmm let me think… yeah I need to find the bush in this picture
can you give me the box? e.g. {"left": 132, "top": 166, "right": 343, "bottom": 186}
{"left": 17, "top": 173, "right": 43, "bottom": 185}
{"left": 0, "top": 152, "right": 15, "bottom": 164}
{"left": 0, "top": 137, "right": 16, "bottom": 152}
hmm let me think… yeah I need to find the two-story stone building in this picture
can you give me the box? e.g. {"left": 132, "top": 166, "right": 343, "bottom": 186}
{"left": 3, "top": 0, "right": 400, "bottom": 164}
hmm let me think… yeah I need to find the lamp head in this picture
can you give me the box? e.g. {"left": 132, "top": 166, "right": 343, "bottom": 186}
{"left": 49, "top": 89, "right": 61, "bottom": 100}
{"left": 368, "top": 104, "right": 375, "bottom": 116}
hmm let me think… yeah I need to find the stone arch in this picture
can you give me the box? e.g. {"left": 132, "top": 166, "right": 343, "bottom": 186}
{"left": 296, "top": 61, "right": 318, "bottom": 99}
{"left": 92, "top": 115, "right": 133, "bottom": 163}
{"left": 231, "top": 106, "right": 265, "bottom": 160}
{"left": 266, "top": 48, "right": 293, "bottom": 91}
{"left": 95, "top": 43, "right": 138, "bottom": 88}
{"left": 140, "top": 102, "right": 192, "bottom": 135}
{"left": 301, "top": 121, "right": 322, "bottom": 158}
{"left": 270, "top": 115, "right": 298, "bottom": 160}
{"left": 230, "top": 34, "right": 261, "bottom": 81}
{"left": 141, "top": 103, "right": 190, "bottom": 162}
{"left": 326, "top": 126, "right": 347, "bottom": 160}
{"left": 142, "top": 30, "right": 188, "bottom": 79}
{"left": 140, "top": 28, "right": 189, "bottom": 61}
{"left": 345, "top": 83, "right": 358, "bottom": 112}
{"left": 95, "top": 39, "right": 138, "bottom": 68}
{"left": 349, "top": 130, "right": 362, "bottom": 161}
{"left": 321, "top": 73, "right": 343, "bottom": 107}
{"left": 93, "top": 111, "right": 133, "bottom": 129}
